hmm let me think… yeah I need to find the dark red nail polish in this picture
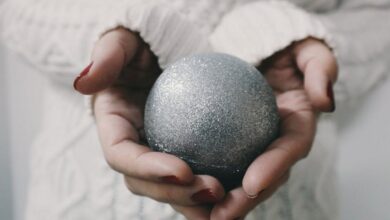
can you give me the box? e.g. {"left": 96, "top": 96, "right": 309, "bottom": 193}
{"left": 160, "top": 175, "right": 183, "bottom": 185}
{"left": 191, "top": 189, "right": 218, "bottom": 204}
{"left": 73, "top": 62, "right": 93, "bottom": 90}
{"left": 327, "top": 82, "right": 335, "bottom": 112}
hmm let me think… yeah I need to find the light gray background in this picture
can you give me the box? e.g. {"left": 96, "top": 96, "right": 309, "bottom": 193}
{"left": 0, "top": 49, "right": 45, "bottom": 220}
{"left": 0, "top": 47, "right": 390, "bottom": 220}
{"left": 0, "top": 42, "right": 13, "bottom": 220}
{"left": 337, "top": 80, "right": 390, "bottom": 220}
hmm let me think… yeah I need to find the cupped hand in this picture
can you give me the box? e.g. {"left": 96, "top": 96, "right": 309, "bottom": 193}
{"left": 205, "top": 38, "right": 338, "bottom": 219}
{"left": 74, "top": 28, "right": 225, "bottom": 213}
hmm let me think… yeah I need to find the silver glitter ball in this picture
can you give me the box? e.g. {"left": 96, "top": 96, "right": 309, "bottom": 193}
{"left": 144, "top": 53, "right": 279, "bottom": 189}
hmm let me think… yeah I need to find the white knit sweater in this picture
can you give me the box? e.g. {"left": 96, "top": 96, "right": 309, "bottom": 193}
{"left": 1, "top": 0, "right": 390, "bottom": 219}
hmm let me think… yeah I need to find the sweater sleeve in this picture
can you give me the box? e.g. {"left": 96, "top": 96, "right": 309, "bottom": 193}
{"left": 210, "top": 0, "right": 390, "bottom": 103}
{"left": 0, "top": 0, "right": 211, "bottom": 87}
{"left": 209, "top": 1, "right": 334, "bottom": 67}
{"left": 318, "top": 0, "right": 390, "bottom": 102}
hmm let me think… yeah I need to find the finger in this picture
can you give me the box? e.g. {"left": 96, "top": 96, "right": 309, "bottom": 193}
{"left": 242, "top": 91, "right": 315, "bottom": 197}
{"left": 74, "top": 28, "right": 140, "bottom": 94}
{"left": 125, "top": 175, "right": 225, "bottom": 206}
{"left": 94, "top": 87, "right": 194, "bottom": 184}
{"left": 259, "top": 48, "right": 303, "bottom": 93}
{"left": 171, "top": 205, "right": 211, "bottom": 220}
{"left": 263, "top": 67, "right": 303, "bottom": 92}
{"left": 211, "top": 172, "right": 289, "bottom": 220}
{"left": 294, "top": 38, "right": 338, "bottom": 112}
{"left": 107, "top": 142, "right": 194, "bottom": 183}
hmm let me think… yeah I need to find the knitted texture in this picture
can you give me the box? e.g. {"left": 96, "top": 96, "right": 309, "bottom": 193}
{"left": 210, "top": 1, "right": 335, "bottom": 66}
{"left": 1, "top": 0, "right": 390, "bottom": 219}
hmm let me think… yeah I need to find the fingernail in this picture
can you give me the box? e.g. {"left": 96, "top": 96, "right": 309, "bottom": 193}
{"left": 73, "top": 62, "right": 93, "bottom": 90}
{"left": 327, "top": 82, "right": 336, "bottom": 112}
{"left": 246, "top": 189, "right": 264, "bottom": 199}
{"left": 160, "top": 175, "right": 184, "bottom": 185}
{"left": 247, "top": 193, "right": 258, "bottom": 199}
{"left": 191, "top": 189, "right": 218, "bottom": 204}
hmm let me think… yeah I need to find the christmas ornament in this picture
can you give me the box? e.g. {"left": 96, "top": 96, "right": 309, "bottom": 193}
{"left": 144, "top": 53, "right": 279, "bottom": 189}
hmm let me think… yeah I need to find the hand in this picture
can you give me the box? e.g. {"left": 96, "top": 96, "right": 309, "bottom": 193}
{"left": 74, "top": 28, "right": 225, "bottom": 213}
{"left": 205, "top": 38, "right": 337, "bottom": 219}
{"left": 260, "top": 37, "right": 338, "bottom": 112}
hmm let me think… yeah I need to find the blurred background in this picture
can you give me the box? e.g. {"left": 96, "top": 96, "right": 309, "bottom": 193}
{"left": 1, "top": 40, "right": 390, "bottom": 220}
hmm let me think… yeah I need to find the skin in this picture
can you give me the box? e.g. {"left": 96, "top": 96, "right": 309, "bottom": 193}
{"left": 75, "top": 28, "right": 338, "bottom": 220}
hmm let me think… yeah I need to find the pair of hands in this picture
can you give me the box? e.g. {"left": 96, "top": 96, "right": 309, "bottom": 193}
{"left": 74, "top": 28, "right": 337, "bottom": 219}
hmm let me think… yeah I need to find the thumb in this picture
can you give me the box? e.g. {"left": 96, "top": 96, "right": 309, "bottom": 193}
{"left": 74, "top": 28, "right": 139, "bottom": 94}
{"left": 294, "top": 38, "right": 338, "bottom": 112}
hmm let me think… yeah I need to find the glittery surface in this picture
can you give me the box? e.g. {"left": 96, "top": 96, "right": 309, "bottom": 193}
{"left": 144, "top": 53, "right": 279, "bottom": 189}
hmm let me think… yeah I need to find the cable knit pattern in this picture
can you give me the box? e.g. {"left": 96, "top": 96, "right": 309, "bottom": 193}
{"left": 0, "top": 0, "right": 221, "bottom": 85}
{"left": 1, "top": 0, "right": 390, "bottom": 219}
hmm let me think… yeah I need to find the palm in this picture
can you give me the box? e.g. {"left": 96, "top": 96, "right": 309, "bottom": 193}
{"left": 96, "top": 86, "right": 149, "bottom": 145}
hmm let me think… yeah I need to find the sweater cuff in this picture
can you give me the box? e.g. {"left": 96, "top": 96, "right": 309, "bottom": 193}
{"left": 92, "top": 1, "right": 210, "bottom": 69}
{"left": 209, "top": 0, "right": 335, "bottom": 66}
